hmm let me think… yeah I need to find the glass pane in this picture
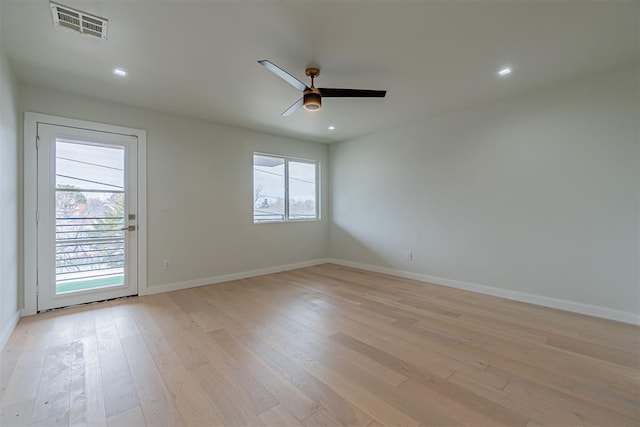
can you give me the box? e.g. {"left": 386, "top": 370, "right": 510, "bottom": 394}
{"left": 253, "top": 154, "right": 285, "bottom": 222}
{"left": 55, "top": 139, "right": 126, "bottom": 294}
{"left": 56, "top": 140, "right": 125, "bottom": 191}
{"left": 288, "top": 161, "right": 317, "bottom": 220}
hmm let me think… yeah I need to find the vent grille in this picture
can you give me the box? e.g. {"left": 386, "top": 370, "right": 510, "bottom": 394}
{"left": 50, "top": 2, "right": 108, "bottom": 39}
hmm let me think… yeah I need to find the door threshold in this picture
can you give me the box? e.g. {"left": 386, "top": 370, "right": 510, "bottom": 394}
{"left": 38, "top": 294, "right": 139, "bottom": 314}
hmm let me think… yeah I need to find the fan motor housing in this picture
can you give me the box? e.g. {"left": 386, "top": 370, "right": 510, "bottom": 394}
{"left": 303, "top": 91, "right": 322, "bottom": 111}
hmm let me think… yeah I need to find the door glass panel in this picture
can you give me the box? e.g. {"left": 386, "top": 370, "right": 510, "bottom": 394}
{"left": 55, "top": 139, "right": 126, "bottom": 294}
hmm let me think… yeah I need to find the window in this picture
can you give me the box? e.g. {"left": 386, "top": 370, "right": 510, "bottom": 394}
{"left": 253, "top": 153, "right": 319, "bottom": 223}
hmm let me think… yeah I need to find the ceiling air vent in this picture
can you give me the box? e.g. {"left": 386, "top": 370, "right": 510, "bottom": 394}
{"left": 50, "top": 2, "right": 108, "bottom": 39}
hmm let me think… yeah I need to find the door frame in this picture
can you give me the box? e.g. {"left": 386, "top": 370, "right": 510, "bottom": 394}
{"left": 24, "top": 112, "right": 147, "bottom": 315}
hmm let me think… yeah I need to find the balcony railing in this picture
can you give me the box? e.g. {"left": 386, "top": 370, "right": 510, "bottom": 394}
{"left": 55, "top": 216, "right": 125, "bottom": 292}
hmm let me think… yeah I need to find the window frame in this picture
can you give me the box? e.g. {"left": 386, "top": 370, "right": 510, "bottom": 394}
{"left": 253, "top": 152, "right": 320, "bottom": 224}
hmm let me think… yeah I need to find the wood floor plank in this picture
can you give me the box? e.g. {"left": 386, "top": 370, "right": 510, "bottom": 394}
{"left": 398, "top": 379, "right": 504, "bottom": 426}
{"left": 2, "top": 264, "right": 637, "bottom": 426}
{"left": 29, "top": 343, "right": 73, "bottom": 425}
{"left": 114, "top": 316, "right": 140, "bottom": 340}
{"left": 210, "top": 329, "right": 320, "bottom": 421}
{"left": 544, "top": 333, "right": 640, "bottom": 369}
{"left": 263, "top": 327, "right": 450, "bottom": 426}
{"left": 48, "top": 315, "right": 76, "bottom": 349}
{"left": 263, "top": 334, "right": 422, "bottom": 426}
{"left": 572, "top": 380, "right": 640, "bottom": 419}
{"left": 0, "top": 345, "right": 47, "bottom": 409}
{"left": 68, "top": 336, "right": 107, "bottom": 427}
{"left": 239, "top": 333, "right": 374, "bottom": 426}
{"left": 258, "top": 403, "right": 304, "bottom": 427}
{"left": 127, "top": 302, "right": 173, "bottom": 357}
{"left": 106, "top": 405, "right": 145, "bottom": 427}
{"left": 188, "top": 310, "right": 224, "bottom": 333}
{"left": 95, "top": 320, "right": 139, "bottom": 418}
{"left": 221, "top": 290, "right": 409, "bottom": 387}
{"left": 0, "top": 398, "right": 34, "bottom": 427}
{"left": 608, "top": 380, "right": 640, "bottom": 403}
{"left": 518, "top": 344, "right": 637, "bottom": 387}
{"left": 339, "top": 320, "right": 508, "bottom": 390}
{"left": 146, "top": 303, "right": 210, "bottom": 369}
{"left": 504, "top": 378, "right": 637, "bottom": 426}
{"left": 121, "top": 334, "right": 184, "bottom": 426}
{"left": 448, "top": 372, "right": 584, "bottom": 426}
{"left": 153, "top": 351, "right": 225, "bottom": 426}
{"left": 274, "top": 327, "right": 516, "bottom": 426}
{"left": 189, "top": 362, "right": 265, "bottom": 426}
{"left": 302, "top": 408, "right": 344, "bottom": 427}
{"left": 71, "top": 310, "right": 97, "bottom": 342}
{"left": 187, "top": 326, "right": 280, "bottom": 416}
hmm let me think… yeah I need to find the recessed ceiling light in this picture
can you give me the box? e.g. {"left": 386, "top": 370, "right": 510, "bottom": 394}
{"left": 113, "top": 68, "right": 127, "bottom": 77}
{"left": 498, "top": 67, "right": 512, "bottom": 77}
{"left": 328, "top": 125, "right": 336, "bottom": 130}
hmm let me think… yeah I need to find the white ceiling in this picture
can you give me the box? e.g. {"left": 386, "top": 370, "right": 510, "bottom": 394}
{"left": 1, "top": 1, "right": 638, "bottom": 143}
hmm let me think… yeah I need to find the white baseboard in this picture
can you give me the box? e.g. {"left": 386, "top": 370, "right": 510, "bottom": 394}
{"left": 0, "top": 309, "right": 22, "bottom": 351}
{"left": 143, "top": 259, "right": 330, "bottom": 296}
{"left": 327, "top": 258, "right": 640, "bottom": 325}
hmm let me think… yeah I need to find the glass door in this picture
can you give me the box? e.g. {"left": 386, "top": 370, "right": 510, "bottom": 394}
{"left": 37, "top": 124, "right": 138, "bottom": 311}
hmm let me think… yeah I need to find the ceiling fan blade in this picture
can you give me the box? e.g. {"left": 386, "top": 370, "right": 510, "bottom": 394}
{"left": 319, "top": 88, "right": 387, "bottom": 98}
{"left": 282, "top": 98, "right": 303, "bottom": 116}
{"left": 258, "top": 60, "right": 308, "bottom": 92}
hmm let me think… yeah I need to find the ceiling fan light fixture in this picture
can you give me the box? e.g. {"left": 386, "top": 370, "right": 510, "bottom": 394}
{"left": 303, "top": 91, "right": 322, "bottom": 111}
{"left": 257, "top": 60, "right": 386, "bottom": 116}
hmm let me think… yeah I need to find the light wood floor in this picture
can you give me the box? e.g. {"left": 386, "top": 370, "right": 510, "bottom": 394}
{"left": 1, "top": 264, "right": 638, "bottom": 426}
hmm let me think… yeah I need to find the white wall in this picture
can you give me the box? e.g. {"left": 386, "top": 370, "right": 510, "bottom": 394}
{"left": 0, "top": 43, "right": 20, "bottom": 346}
{"left": 20, "top": 84, "right": 329, "bottom": 292}
{"left": 13, "top": 65, "right": 640, "bottom": 323}
{"left": 330, "top": 65, "right": 639, "bottom": 319}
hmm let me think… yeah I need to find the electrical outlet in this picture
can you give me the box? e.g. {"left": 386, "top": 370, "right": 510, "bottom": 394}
{"left": 406, "top": 251, "right": 413, "bottom": 261}
{"left": 162, "top": 260, "right": 170, "bottom": 270}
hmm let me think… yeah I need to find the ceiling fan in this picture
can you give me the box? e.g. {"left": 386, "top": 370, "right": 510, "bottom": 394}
{"left": 258, "top": 60, "right": 387, "bottom": 116}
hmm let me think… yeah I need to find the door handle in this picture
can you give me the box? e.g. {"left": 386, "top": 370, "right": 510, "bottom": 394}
{"left": 120, "top": 225, "right": 136, "bottom": 231}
